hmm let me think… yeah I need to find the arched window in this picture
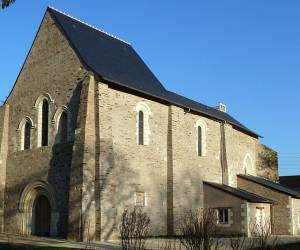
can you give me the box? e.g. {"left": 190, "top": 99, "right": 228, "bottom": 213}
{"left": 138, "top": 111, "right": 144, "bottom": 145}
{"left": 195, "top": 119, "right": 207, "bottom": 156}
{"left": 24, "top": 121, "right": 31, "bottom": 150}
{"left": 41, "top": 100, "right": 49, "bottom": 146}
{"left": 18, "top": 116, "right": 34, "bottom": 151}
{"left": 57, "top": 111, "right": 68, "bottom": 144}
{"left": 53, "top": 106, "right": 71, "bottom": 145}
{"left": 243, "top": 154, "right": 254, "bottom": 175}
{"left": 134, "top": 102, "right": 152, "bottom": 145}
{"left": 35, "top": 94, "right": 53, "bottom": 147}
{"left": 198, "top": 126, "right": 202, "bottom": 156}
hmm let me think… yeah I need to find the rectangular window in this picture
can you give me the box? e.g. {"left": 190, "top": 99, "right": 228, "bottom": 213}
{"left": 135, "top": 191, "right": 146, "bottom": 207}
{"left": 217, "top": 208, "right": 229, "bottom": 224}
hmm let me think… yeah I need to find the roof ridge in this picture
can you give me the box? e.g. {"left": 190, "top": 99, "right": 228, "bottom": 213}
{"left": 48, "top": 6, "right": 131, "bottom": 45}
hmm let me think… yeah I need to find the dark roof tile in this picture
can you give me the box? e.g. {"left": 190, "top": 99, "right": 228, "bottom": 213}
{"left": 238, "top": 175, "right": 300, "bottom": 198}
{"left": 204, "top": 181, "right": 273, "bottom": 203}
{"left": 48, "top": 7, "right": 259, "bottom": 138}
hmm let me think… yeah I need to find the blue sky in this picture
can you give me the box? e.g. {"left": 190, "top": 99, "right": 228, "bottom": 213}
{"left": 1, "top": 1, "right": 300, "bottom": 176}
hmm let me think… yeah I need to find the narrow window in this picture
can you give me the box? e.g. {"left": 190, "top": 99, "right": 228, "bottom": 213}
{"left": 198, "top": 126, "right": 202, "bottom": 156}
{"left": 218, "top": 208, "right": 229, "bottom": 224}
{"left": 138, "top": 111, "right": 144, "bottom": 145}
{"left": 135, "top": 191, "right": 147, "bottom": 207}
{"left": 24, "top": 121, "right": 31, "bottom": 150}
{"left": 57, "top": 112, "right": 68, "bottom": 143}
{"left": 42, "top": 100, "right": 49, "bottom": 146}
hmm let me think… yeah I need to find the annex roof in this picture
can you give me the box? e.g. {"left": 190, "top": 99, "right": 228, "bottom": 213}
{"left": 46, "top": 6, "right": 259, "bottom": 138}
{"left": 238, "top": 175, "right": 300, "bottom": 198}
{"left": 204, "top": 181, "right": 273, "bottom": 203}
{"left": 279, "top": 175, "right": 300, "bottom": 191}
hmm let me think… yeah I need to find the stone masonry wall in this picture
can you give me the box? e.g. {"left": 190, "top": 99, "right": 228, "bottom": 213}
{"left": 292, "top": 198, "right": 300, "bottom": 235}
{"left": 96, "top": 81, "right": 279, "bottom": 238}
{"left": 225, "top": 126, "right": 258, "bottom": 187}
{"left": 170, "top": 108, "right": 223, "bottom": 232}
{"left": 256, "top": 144, "right": 278, "bottom": 181}
{"left": 4, "top": 12, "right": 88, "bottom": 238}
{"left": 204, "top": 184, "right": 244, "bottom": 236}
{"left": 237, "top": 176, "right": 290, "bottom": 235}
{"left": 98, "top": 85, "right": 169, "bottom": 240}
{"left": 0, "top": 105, "right": 9, "bottom": 233}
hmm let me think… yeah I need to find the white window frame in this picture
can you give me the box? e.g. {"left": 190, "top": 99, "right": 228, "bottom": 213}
{"left": 17, "top": 116, "right": 35, "bottom": 151}
{"left": 134, "top": 191, "right": 148, "bottom": 207}
{"left": 217, "top": 208, "right": 229, "bottom": 224}
{"left": 134, "top": 102, "right": 152, "bottom": 145}
{"left": 33, "top": 93, "right": 53, "bottom": 147}
{"left": 194, "top": 119, "right": 207, "bottom": 156}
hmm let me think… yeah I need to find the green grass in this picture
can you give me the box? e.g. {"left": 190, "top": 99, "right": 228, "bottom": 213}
{"left": 275, "top": 242, "right": 300, "bottom": 250}
{"left": 251, "top": 242, "right": 300, "bottom": 250}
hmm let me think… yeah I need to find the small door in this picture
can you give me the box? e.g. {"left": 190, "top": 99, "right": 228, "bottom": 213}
{"left": 33, "top": 195, "right": 51, "bottom": 237}
{"left": 255, "top": 207, "right": 264, "bottom": 233}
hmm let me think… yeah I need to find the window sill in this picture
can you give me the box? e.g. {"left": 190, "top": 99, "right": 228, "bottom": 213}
{"left": 217, "top": 223, "right": 231, "bottom": 228}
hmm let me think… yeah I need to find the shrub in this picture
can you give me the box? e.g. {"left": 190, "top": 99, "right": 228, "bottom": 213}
{"left": 119, "top": 207, "right": 151, "bottom": 250}
{"left": 179, "top": 208, "right": 221, "bottom": 250}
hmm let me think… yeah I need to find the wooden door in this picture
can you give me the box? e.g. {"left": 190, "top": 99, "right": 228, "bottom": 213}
{"left": 34, "top": 195, "right": 51, "bottom": 237}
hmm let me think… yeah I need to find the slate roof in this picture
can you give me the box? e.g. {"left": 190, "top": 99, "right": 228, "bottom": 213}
{"left": 238, "top": 175, "right": 300, "bottom": 198}
{"left": 204, "top": 181, "right": 273, "bottom": 203}
{"left": 279, "top": 175, "right": 300, "bottom": 191}
{"left": 47, "top": 7, "right": 259, "bottom": 138}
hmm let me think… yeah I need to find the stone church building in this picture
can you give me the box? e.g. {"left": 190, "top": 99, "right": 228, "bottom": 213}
{"left": 0, "top": 7, "right": 298, "bottom": 242}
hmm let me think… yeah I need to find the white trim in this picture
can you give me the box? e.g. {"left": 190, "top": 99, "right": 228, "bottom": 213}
{"left": 18, "top": 180, "right": 58, "bottom": 237}
{"left": 134, "top": 102, "right": 152, "bottom": 145}
{"left": 145, "top": 192, "right": 148, "bottom": 207}
{"left": 33, "top": 93, "right": 54, "bottom": 110}
{"left": 35, "top": 94, "right": 52, "bottom": 147}
{"left": 243, "top": 154, "right": 255, "bottom": 175}
{"left": 17, "top": 116, "right": 35, "bottom": 151}
{"left": 217, "top": 208, "right": 229, "bottom": 224}
{"left": 194, "top": 119, "right": 207, "bottom": 156}
{"left": 134, "top": 191, "right": 147, "bottom": 207}
{"left": 17, "top": 116, "right": 35, "bottom": 131}
{"left": 241, "top": 202, "right": 250, "bottom": 236}
{"left": 52, "top": 106, "right": 72, "bottom": 144}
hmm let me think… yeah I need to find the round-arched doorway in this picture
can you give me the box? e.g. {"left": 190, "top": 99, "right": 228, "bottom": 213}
{"left": 19, "top": 181, "right": 59, "bottom": 237}
{"left": 33, "top": 195, "right": 51, "bottom": 237}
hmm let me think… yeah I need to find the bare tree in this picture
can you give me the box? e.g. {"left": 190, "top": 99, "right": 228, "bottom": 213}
{"left": 230, "top": 235, "right": 246, "bottom": 250}
{"left": 119, "top": 207, "right": 151, "bottom": 250}
{"left": 230, "top": 219, "right": 278, "bottom": 250}
{"left": 179, "top": 208, "right": 222, "bottom": 250}
{"left": 2, "top": 0, "right": 15, "bottom": 8}
{"left": 248, "top": 219, "right": 278, "bottom": 250}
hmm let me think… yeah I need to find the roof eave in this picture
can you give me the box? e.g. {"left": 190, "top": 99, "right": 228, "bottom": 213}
{"left": 203, "top": 181, "right": 272, "bottom": 203}
{"left": 99, "top": 75, "right": 260, "bottom": 138}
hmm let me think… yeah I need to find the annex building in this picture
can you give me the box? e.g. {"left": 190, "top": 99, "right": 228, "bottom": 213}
{"left": 0, "top": 7, "right": 298, "bottom": 241}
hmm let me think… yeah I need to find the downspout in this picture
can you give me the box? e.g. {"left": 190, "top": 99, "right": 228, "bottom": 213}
{"left": 220, "top": 121, "right": 229, "bottom": 185}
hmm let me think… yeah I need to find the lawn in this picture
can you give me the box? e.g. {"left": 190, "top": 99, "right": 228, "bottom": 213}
{"left": 258, "top": 242, "right": 300, "bottom": 250}
{"left": 0, "top": 243, "right": 83, "bottom": 250}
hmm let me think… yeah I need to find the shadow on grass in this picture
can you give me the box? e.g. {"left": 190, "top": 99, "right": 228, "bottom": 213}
{"left": 252, "top": 242, "right": 300, "bottom": 250}
{"left": 0, "top": 243, "right": 83, "bottom": 250}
